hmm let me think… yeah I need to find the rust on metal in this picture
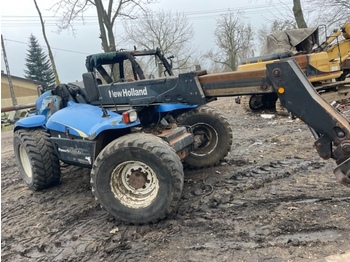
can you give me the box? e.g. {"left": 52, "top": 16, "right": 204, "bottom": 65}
{"left": 128, "top": 169, "right": 148, "bottom": 189}
{"left": 160, "top": 127, "right": 191, "bottom": 148}
{"left": 198, "top": 68, "right": 266, "bottom": 84}
{"left": 158, "top": 127, "right": 193, "bottom": 160}
{"left": 198, "top": 69, "right": 274, "bottom": 97}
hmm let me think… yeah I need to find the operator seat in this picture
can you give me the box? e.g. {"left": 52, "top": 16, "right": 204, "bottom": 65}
{"left": 52, "top": 83, "right": 89, "bottom": 106}
{"left": 82, "top": 72, "right": 101, "bottom": 104}
{"left": 52, "top": 84, "right": 75, "bottom": 107}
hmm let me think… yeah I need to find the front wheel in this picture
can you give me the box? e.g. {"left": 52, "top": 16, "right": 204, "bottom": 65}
{"left": 91, "top": 133, "right": 184, "bottom": 224}
{"left": 176, "top": 105, "right": 233, "bottom": 168}
{"left": 13, "top": 128, "right": 61, "bottom": 191}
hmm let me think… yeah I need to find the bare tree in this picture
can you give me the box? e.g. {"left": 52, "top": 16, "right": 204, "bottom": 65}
{"left": 34, "top": 0, "right": 60, "bottom": 85}
{"left": 265, "top": 0, "right": 348, "bottom": 31}
{"left": 122, "top": 10, "right": 194, "bottom": 76}
{"left": 293, "top": 0, "right": 308, "bottom": 28}
{"left": 51, "top": 0, "right": 155, "bottom": 52}
{"left": 257, "top": 19, "right": 296, "bottom": 50}
{"left": 303, "top": 0, "right": 349, "bottom": 28}
{"left": 208, "top": 11, "right": 254, "bottom": 71}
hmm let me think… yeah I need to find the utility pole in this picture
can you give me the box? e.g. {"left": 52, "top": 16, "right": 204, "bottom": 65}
{"left": 1, "top": 34, "right": 18, "bottom": 106}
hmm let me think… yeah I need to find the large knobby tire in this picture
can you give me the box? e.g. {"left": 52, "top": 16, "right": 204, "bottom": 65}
{"left": 176, "top": 105, "right": 233, "bottom": 168}
{"left": 13, "top": 129, "right": 61, "bottom": 191}
{"left": 90, "top": 133, "right": 184, "bottom": 224}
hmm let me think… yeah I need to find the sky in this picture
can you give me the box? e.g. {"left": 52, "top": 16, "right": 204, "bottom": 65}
{"left": 1, "top": 0, "right": 293, "bottom": 83}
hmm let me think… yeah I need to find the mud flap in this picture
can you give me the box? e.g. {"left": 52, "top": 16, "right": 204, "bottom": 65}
{"left": 333, "top": 158, "right": 350, "bottom": 186}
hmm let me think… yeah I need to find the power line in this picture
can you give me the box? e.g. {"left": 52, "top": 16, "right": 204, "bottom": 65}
{"left": 1, "top": 2, "right": 293, "bottom": 54}
{"left": 1, "top": 2, "right": 293, "bottom": 26}
{"left": 2, "top": 38, "right": 90, "bottom": 55}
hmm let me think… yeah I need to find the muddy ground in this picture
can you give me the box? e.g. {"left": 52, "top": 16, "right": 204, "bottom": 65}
{"left": 1, "top": 98, "right": 350, "bottom": 262}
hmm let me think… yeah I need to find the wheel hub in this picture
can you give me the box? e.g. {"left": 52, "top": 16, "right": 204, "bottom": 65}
{"left": 193, "top": 132, "right": 207, "bottom": 149}
{"left": 110, "top": 161, "right": 159, "bottom": 208}
{"left": 191, "top": 123, "right": 218, "bottom": 156}
{"left": 127, "top": 168, "right": 148, "bottom": 190}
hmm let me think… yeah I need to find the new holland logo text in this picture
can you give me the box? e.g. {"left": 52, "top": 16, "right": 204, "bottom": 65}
{"left": 109, "top": 87, "right": 148, "bottom": 98}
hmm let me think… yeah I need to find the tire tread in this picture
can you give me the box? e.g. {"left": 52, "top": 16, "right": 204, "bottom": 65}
{"left": 91, "top": 133, "right": 184, "bottom": 224}
{"left": 176, "top": 105, "right": 233, "bottom": 168}
{"left": 14, "top": 129, "right": 61, "bottom": 190}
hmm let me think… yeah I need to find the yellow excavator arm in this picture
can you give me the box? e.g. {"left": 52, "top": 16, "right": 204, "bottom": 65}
{"left": 324, "top": 23, "right": 350, "bottom": 63}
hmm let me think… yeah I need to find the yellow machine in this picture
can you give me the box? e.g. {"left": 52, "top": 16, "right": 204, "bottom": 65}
{"left": 237, "top": 23, "right": 350, "bottom": 111}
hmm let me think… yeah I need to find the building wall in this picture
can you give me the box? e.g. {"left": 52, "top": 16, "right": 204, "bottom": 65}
{"left": 1, "top": 74, "right": 40, "bottom": 108}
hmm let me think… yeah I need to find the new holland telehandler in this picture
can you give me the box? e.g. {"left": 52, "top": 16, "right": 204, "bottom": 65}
{"left": 13, "top": 45, "right": 350, "bottom": 224}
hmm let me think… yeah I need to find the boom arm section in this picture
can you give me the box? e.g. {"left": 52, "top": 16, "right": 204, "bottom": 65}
{"left": 266, "top": 59, "right": 350, "bottom": 185}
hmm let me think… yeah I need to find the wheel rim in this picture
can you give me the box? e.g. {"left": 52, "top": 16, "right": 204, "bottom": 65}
{"left": 250, "top": 95, "right": 264, "bottom": 110}
{"left": 191, "top": 122, "right": 218, "bottom": 156}
{"left": 19, "top": 144, "right": 32, "bottom": 178}
{"left": 110, "top": 161, "right": 159, "bottom": 209}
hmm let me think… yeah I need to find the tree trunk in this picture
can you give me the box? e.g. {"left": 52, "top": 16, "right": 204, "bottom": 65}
{"left": 94, "top": 0, "right": 116, "bottom": 52}
{"left": 33, "top": 0, "right": 60, "bottom": 85}
{"left": 293, "top": 0, "right": 308, "bottom": 28}
{"left": 106, "top": 23, "right": 116, "bottom": 52}
{"left": 94, "top": 0, "right": 109, "bottom": 52}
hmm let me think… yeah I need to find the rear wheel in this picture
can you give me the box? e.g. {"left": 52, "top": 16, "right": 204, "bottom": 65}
{"left": 13, "top": 129, "right": 61, "bottom": 191}
{"left": 176, "top": 105, "right": 232, "bottom": 168}
{"left": 91, "top": 133, "right": 184, "bottom": 224}
{"left": 241, "top": 95, "right": 264, "bottom": 111}
{"left": 241, "top": 94, "right": 278, "bottom": 112}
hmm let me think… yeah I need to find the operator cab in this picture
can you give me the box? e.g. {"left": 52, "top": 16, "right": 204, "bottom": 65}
{"left": 85, "top": 48, "right": 174, "bottom": 84}
{"left": 37, "top": 48, "right": 176, "bottom": 118}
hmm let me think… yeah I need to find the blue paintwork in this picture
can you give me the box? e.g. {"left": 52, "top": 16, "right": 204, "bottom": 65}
{"left": 155, "top": 103, "right": 197, "bottom": 112}
{"left": 36, "top": 90, "right": 52, "bottom": 113}
{"left": 45, "top": 101, "right": 140, "bottom": 138}
{"left": 15, "top": 92, "right": 196, "bottom": 138}
{"left": 15, "top": 101, "right": 140, "bottom": 139}
{"left": 14, "top": 115, "right": 47, "bottom": 129}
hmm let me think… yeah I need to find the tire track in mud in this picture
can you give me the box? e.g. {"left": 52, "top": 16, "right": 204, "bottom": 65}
{"left": 1, "top": 160, "right": 102, "bottom": 262}
{"left": 2, "top": 143, "right": 157, "bottom": 262}
{"left": 2, "top": 143, "right": 349, "bottom": 261}
{"left": 183, "top": 158, "right": 331, "bottom": 201}
{"left": 171, "top": 157, "right": 350, "bottom": 260}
